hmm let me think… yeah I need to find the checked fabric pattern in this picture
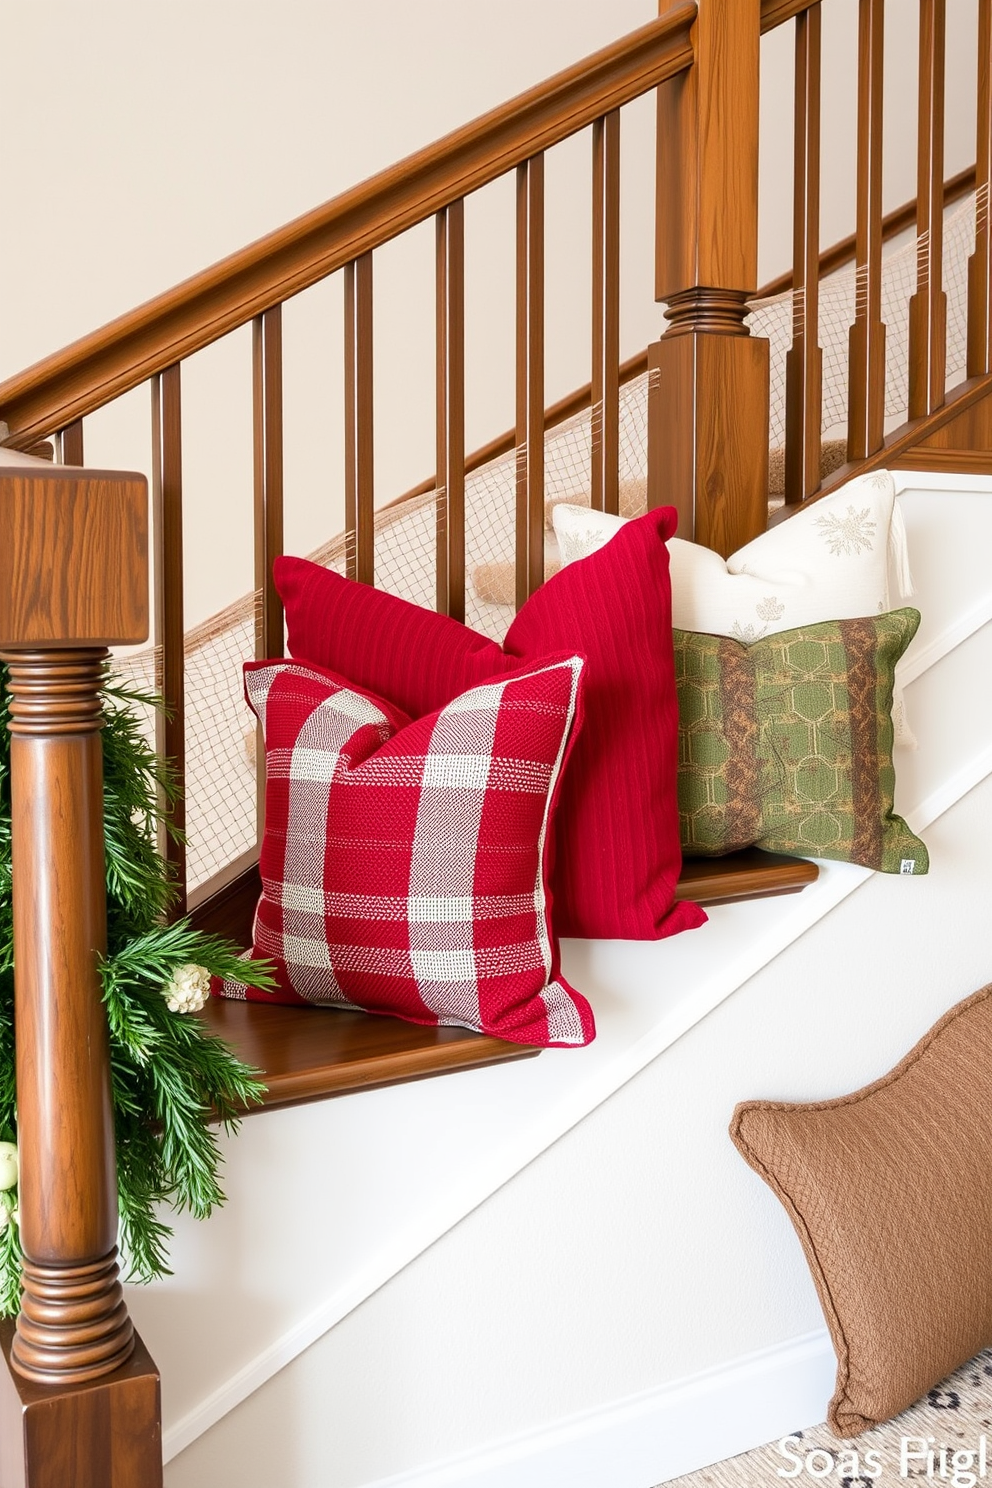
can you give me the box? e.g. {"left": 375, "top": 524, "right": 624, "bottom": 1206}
{"left": 216, "top": 655, "right": 595, "bottom": 1047}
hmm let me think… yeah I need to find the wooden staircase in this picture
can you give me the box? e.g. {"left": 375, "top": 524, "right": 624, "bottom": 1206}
{"left": 3, "top": 0, "right": 992, "bottom": 1480}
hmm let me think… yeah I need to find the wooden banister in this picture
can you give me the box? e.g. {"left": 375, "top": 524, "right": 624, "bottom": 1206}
{"left": 343, "top": 259, "right": 375, "bottom": 587}
{"left": 435, "top": 200, "right": 466, "bottom": 620}
{"left": 151, "top": 366, "right": 187, "bottom": 908}
{"left": 591, "top": 110, "right": 622, "bottom": 515}
{"left": 757, "top": 166, "right": 977, "bottom": 300}
{"left": 783, "top": 2, "right": 823, "bottom": 505}
{"left": 968, "top": 0, "right": 992, "bottom": 377}
{"left": 650, "top": 0, "right": 769, "bottom": 556}
{"left": 847, "top": 0, "right": 887, "bottom": 462}
{"left": 0, "top": 460, "right": 162, "bottom": 1484}
{"left": 760, "top": 0, "right": 821, "bottom": 32}
{"left": 380, "top": 161, "right": 980, "bottom": 530}
{"left": 908, "top": 0, "right": 948, "bottom": 419}
{"left": 516, "top": 155, "right": 546, "bottom": 606}
{"left": 0, "top": 7, "right": 696, "bottom": 451}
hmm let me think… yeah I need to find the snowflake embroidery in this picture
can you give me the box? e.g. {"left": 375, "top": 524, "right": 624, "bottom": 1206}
{"left": 814, "top": 504, "right": 877, "bottom": 557}
{"left": 730, "top": 621, "right": 765, "bottom": 644}
{"left": 755, "top": 595, "right": 785, "bottom": 622}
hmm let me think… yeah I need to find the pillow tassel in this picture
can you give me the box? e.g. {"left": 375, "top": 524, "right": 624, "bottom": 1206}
{"left": 889, "top": 497, "right": 916, "bottom": 599}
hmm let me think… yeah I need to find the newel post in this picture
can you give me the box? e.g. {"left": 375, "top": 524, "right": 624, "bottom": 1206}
{"left": 0, "top": 456, "right": 162, "bottom": 1487}
{"left": 649, "top": 0, "right": 769, "bottom": 555}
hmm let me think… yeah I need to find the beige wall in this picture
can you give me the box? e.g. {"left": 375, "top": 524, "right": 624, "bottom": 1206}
{"left": 1, "top": 1, "right": 979, "bottom": 627}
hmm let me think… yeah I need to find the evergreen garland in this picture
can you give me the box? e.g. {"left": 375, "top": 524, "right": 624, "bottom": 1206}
{"left": 0, "top": 667, "right": 274, "bottom": 1311}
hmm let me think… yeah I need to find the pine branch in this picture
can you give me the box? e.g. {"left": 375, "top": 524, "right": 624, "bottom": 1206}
{"left": 0, "top": 665, "right": 277, "bottom": 1304}
{"left": 0, "top": 1215, "right": 21, "bottom": 1318}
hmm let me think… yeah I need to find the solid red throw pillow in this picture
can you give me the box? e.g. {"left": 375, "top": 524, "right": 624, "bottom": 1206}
{"left": 216, "top": 654, "right": 595, "bottom": 1047}
{"left": 276, "top": 509, "right": 704, "bottom": 941}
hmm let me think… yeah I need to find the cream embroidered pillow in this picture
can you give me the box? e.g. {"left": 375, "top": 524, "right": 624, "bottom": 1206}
{"left": 552, "top": 471, "right": 916, "bottom": 743}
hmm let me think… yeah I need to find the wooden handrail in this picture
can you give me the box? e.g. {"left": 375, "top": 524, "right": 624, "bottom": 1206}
{"left": 0, "top": 6, "right": 696, "bottom": 450}
{"left": 760, "top": 0, "right": 821, "bottom": 33}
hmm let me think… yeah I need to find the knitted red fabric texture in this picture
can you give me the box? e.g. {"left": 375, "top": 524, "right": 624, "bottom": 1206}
{"left": 276, "top": 508, "right": 704, "bottom": 941}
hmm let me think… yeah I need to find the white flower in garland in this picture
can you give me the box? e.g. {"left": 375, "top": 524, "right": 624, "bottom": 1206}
{"left": 0, "top": 1144, "right": 18, "bottom": 1233}
{"left": 162, "top": 964, "right": 212, "bottom": 1014}
{"left": 0, "top": 1143, "right": 17, "bottom": 1193}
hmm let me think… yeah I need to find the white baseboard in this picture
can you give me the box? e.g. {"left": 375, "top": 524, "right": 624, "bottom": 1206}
{"left": 358, "top": 1329, "right": 835, "bottom": 1488}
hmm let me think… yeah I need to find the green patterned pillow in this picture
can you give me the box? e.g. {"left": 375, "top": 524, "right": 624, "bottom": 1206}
{"left": 674, "top": 610, "right": 928, "bottom": 873}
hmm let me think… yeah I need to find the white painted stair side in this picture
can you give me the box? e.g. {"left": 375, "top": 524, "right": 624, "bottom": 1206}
{"left": 127, "top": 474, "right": 992, "bottom": 1464}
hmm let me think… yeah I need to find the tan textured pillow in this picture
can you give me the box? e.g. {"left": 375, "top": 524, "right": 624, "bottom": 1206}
{"left": 730, "top": 984, "right": 992, "bottom": 1437}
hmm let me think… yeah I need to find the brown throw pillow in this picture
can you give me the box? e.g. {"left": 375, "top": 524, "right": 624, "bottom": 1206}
{"left": 730, "top": 984, "right": 992, "bottom": 1437}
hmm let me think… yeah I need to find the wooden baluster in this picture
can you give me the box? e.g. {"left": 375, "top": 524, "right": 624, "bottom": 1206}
{"left": 847, "top": 0, "right": 887, "bottom": 460}
{"left": 151, "top": 367, "right": 186, "bottom": 913}
{"left": 516, "top": 155, "right": 545, "bottom": 606}
{"left": 344, "top": 256, "right": 375, "bottom": 587}
{"left": 908, "top": 0, "right": 947, "bottom": 419}
{"left": 0, "top": 462, "right": 161, "bottom": 1487}
{"left": 253, "top": 307, "right": 285, "bottom": 658}
{"left": 253, "top": 308, "right": 284, "bottom": 844}
{"left": 60, "top": 419, "right": 84, "bottom": 467}
{"left": 968, "top": 0, "right": 992, "bottom": 377}
{"left": 592, "top": 110, "right": 621, "bottom": 515}
{"left": 784, "top": 3, "right": 823, "bottom": 505}
{"left": 650, "top": 0, "right": 768, "bottom": 555}
{"left": 436, "top": 202, "right": 466, "bottom": 620}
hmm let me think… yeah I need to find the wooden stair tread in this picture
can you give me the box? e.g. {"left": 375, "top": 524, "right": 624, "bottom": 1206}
{"left": 676, "top": 847, "right": 819, "bottom": 906}
{"left": 198, "top": 997, "right": 539, "bottom": 1113}
{"left": 191, "top": 848, "right": 817, "bottom": 1112}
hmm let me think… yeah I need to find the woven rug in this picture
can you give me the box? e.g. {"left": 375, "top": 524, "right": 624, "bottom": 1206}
{"left": 663, "top": 1347, "right": 992, "bottom": 1486}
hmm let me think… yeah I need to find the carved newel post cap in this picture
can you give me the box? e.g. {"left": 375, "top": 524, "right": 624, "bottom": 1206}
{"left": 0, "top": 464, "right": 148, "bottom": 649}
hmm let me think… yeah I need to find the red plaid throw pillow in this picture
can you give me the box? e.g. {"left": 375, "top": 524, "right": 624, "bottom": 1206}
{"left": 216, "top": 654, "right": 595, "bottom": 1048}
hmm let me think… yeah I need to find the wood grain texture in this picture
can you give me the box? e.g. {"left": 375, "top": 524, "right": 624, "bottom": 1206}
{"left": 390, "top": 151, "right": 977, "bottom": 533}
{"left": 913, "top": 388, "right": 992, "bottom": 451}
{"left": 344, "top": 258, "right": 375, "bottom": 587}
{"left": 760, "top": 0, "right": 821, "bottom": 32}
{"left": 759, "top": 165, "right": 976, "bottom": 299}
{"left": 515, "top": 156, "right": 545, "bottom": 607}
{"left": 591, "top": 110, "right": 621, "bottom": 515}
{"left": 887, "top": 447, "right": 992, "bottom": 474}
{"left": 648, "top": 317, "right": 770, "bottom": 555}
{"left": 0, "top": 653, "right": 133, "bottom": 1386}
{"left": 253, "top": 307, "right": 285, "bottom": 652}
{"left": 187, "top": 846, "right": 816, "bottom": 1111}
{"left": 654, "top": 0, "right": 767, "bottom": 554}
{"left": 0, "top": 9, "right": 695, "bottom": 448}
{"left": 199, "top": 997, "right": 541, "bottom": 1113}
{"left": 847, "top": 0, "right": 887, "bottom": 461}
{"left": 0, "top": 470, "right": 147, "bottom": 647}
{"left": 784, "top": 4, "right": 823, "bottom": 505}
{"left": 968, "top": 1, "right": 992, "bottom": 376}
{"left": 0, "top": 1322, "right": 162, "bottom": 1488}
{"left": 435, "top": 201, "right": 466, "bottom": 620}
{"left": 151, "top": 367, "right": 187, "bottom": 911}
{"left": 785, "top": 369, "right": 992, "bottom": 505}
{"left": 59, "top": 420, "right": 84, "bottom": 468}
{"left": 656, "top": 0, "right": 761, "bottom": 296}
{"left": 908, "top": 0, "right": 947, "bottom": 419}
{"left": 675, "top": 848, "right": 819, "bottom": 905}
